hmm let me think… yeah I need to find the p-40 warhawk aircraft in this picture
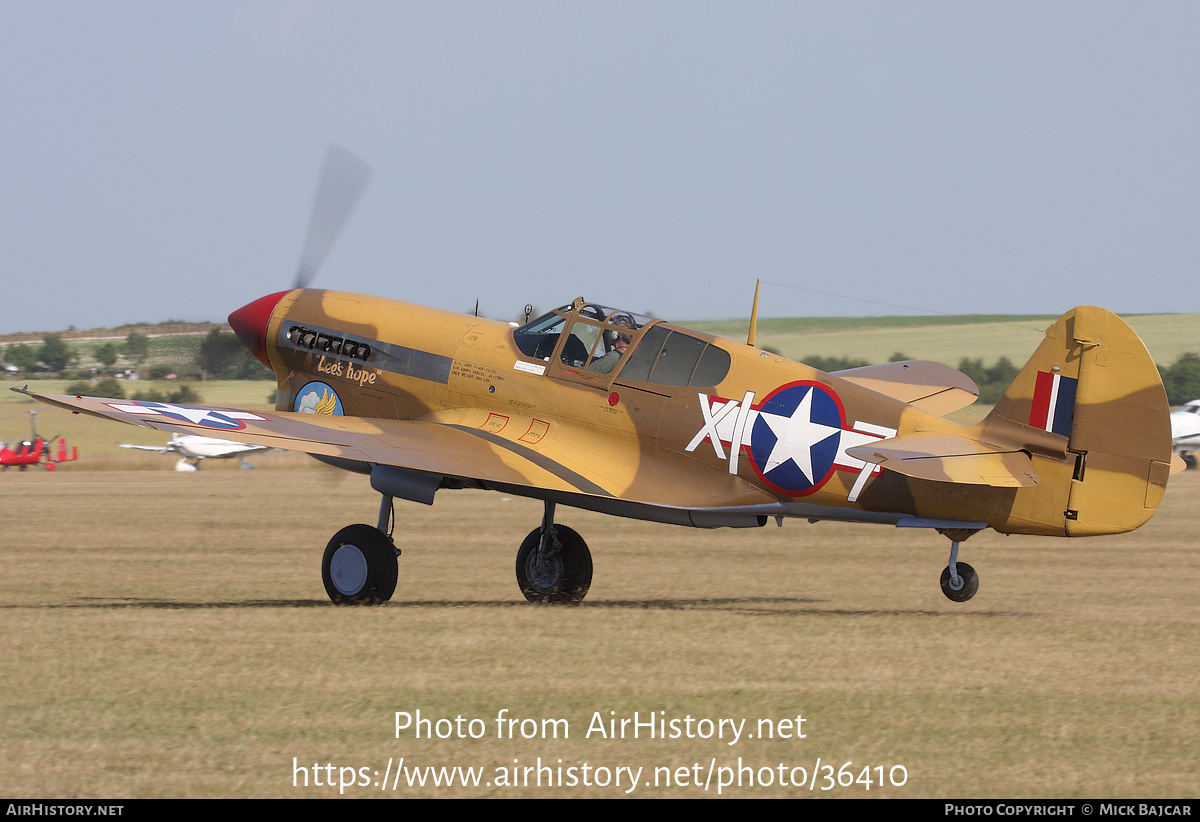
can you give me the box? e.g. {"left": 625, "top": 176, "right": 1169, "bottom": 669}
{"left": 24, "top": 292, "right": 1177, "bottom": 605}
{"left": 18, "top": 148, "right": 1180, "bottom": 605}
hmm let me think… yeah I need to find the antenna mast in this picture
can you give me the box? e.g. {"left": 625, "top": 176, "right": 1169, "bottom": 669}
{"left": 746, "top": 279, "right": 761, "bottom": 346}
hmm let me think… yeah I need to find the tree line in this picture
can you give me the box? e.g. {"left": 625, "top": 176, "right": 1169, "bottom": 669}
{"left": 0, "top": 329, "right": 271, "bottom": 381}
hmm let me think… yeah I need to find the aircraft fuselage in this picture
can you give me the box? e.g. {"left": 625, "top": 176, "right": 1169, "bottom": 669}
{"left": 229, "top": 289, "right": 1169, "bottom": 539}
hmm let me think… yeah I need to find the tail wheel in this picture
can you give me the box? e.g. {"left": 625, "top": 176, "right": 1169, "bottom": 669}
{"left": 322, "top": 524, "right": 398, "bottom": 605}
{"left": 516, "top": 525, "right": 592, "bottom": 604}
{"left": 940, "top": 562, "right": 979, "bottom": 603}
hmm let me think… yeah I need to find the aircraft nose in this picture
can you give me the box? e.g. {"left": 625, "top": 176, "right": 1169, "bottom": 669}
{"left": 228, "top": 291, "right": 290, "bottom": 368}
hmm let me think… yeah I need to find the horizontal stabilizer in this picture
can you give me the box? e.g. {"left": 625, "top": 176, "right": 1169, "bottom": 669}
{"left": 833, "top": 361, "right": 979, "bottom": 415}
{"left": 1170, "top": 453, "right": 1187, "bottom": 474}
{"left": 845, "top": 433, "right": 1039, "bottom": 487}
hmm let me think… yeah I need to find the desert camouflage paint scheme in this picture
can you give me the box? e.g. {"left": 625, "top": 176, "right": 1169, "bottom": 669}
{"left": 27, "top": 289, "right": 1176, "bottom": 604}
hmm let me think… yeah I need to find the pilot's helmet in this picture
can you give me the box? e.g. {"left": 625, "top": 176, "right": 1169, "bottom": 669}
{"left": 608, "top": 313, "right": 636, "bottom": 344}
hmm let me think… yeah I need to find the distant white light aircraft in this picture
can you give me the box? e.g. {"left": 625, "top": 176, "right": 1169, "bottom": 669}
{"left": 121, "top": 434, "right": 271, "bottom": 471}
{"left": 1170, "top": 400, "right": 1200, "bottom": 469}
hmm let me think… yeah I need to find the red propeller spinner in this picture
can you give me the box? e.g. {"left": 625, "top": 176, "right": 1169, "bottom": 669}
{"left": 228, "top": 290, "right": 290, "bottom": 368}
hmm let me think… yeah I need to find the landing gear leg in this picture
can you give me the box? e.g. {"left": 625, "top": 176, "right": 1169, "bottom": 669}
{"left": 320, "top": 494, "right": 400, "bottom": 605}
{"left": 939, "top": 532, "right": 979, "bottom": 603}
{"left": 515, "top": 501, "right": 593, "bottom": 604}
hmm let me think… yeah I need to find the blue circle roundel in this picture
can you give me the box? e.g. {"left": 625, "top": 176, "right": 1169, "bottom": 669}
{"left": 748, "top": 382, "right": 844, "bottom": 495}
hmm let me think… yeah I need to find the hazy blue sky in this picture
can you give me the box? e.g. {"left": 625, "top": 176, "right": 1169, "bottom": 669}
{"left": 2, "top": 1, "right": 1197, "bottom": 333}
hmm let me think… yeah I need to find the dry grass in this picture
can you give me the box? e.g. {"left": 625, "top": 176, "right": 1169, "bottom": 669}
{"left": 1, "top": 467, "right": 1197, "bottom": 797}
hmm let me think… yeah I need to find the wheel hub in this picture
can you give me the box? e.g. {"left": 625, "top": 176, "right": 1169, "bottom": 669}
{"left": 528, "top": 552, "right": 564, "bottom": 592}
{"left": 330, "top": 544, "right": 369, "bottom": 595}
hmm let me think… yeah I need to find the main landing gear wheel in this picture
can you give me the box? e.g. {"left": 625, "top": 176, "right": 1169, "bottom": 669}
{"left": 516, "top": 524, "right": 592, "bottom": 604}
{"left": 322, "top": 524, "right": 398, "bottom": 605}
{"left": 940, "top": 562, "right": 979, "bottom": 603}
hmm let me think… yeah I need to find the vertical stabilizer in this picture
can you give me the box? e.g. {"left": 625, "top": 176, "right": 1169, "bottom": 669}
{"left": 986, "top": 307, "right": 1173, "bottom": 536}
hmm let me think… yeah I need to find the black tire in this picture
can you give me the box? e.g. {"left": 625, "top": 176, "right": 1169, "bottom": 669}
{"left": 940, "top": 562, "right": 979, "bottom": 603}
{"left": 515, "top": 525, "right": 592, "bottom": 604}
{"left": 321, "top": 524, "right": 398, "bottom": 605}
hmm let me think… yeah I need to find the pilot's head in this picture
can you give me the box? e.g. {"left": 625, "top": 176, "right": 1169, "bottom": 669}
{"left": 608, "top": 313, "right": 636, "bottom": 348}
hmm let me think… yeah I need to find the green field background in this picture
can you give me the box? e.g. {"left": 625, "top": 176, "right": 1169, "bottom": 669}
{"left": 691, "top": 312, "right": 1198, "bottom": 367}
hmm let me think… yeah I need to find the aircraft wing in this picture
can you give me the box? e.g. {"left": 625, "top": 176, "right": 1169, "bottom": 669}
{"left": 26, "top": 391, "right": 773, "bottom": 509}
{"left": 120, "top": 444, "right": 177, "bottom": 453}
{"left": 832, "top": 361, "right": 979, "bottom": 415}
{"left": 845, "top": 433, "right": 1039, "bottom": 487}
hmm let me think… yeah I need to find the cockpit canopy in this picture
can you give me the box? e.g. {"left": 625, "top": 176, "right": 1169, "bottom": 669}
{"left": 512, "top": 299, "right": 730, "bottom": 388}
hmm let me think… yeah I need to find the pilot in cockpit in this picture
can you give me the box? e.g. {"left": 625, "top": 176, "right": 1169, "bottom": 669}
{"left": 588, "top": 313, "right": 637, "bottom": 374}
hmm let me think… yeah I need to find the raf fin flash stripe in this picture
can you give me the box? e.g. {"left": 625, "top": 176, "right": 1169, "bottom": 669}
{"left": 1030, "top": 371, "right": 1077, "bottom": 437}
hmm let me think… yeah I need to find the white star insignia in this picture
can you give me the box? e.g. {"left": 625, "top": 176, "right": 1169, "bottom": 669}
{"left": 757, "top": 388, "right": 842, "bottom": 482}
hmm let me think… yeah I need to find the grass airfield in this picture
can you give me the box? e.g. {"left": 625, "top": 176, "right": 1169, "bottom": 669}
{"left": 2, "top": 313, "right": 1197, "bottom": 798}
{"left": 1, "top": 462, "right": 1197, "bottom": 798}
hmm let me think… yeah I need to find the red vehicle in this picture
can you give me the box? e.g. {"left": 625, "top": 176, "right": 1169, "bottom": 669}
{"left": 0, "top": 410, "right": 77, "bottom": 471}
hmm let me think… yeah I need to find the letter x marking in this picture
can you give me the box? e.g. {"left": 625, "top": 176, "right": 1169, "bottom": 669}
{"left": 686, "top": 394, "right": 740, "bottom": 459}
